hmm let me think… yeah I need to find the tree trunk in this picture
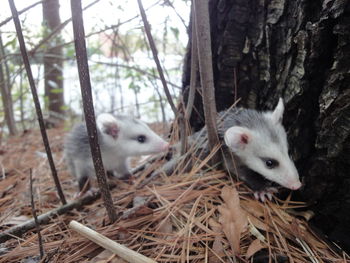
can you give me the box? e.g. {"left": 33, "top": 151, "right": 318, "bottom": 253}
{"left": 0, "top": 34, "right": 17, "bottom": 135}
{"left": 42, "top": 0, "right": 64, "bottom": 121}
{"left": 182, "top": 0, "right": 350, "bottom": 253}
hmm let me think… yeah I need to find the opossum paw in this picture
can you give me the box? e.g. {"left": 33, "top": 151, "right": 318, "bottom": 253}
{"left": 254, "top": 187, "right": 279, "bottom": 202}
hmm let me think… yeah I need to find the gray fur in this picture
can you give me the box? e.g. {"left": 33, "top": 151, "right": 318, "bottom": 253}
{"left": 64, "top": 113, "right": 169, "bottom": 190}
{"left": 191, "top": 99, "right": 301, "bottom": 193}
{"left": 219, "top": 108, "right": 281, "bottom": 145}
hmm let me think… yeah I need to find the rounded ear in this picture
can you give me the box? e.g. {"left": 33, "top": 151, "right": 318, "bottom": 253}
{"left": 224, "top": 126, "right": 252, "bottom": 152}
{"left": 270, "top": 98, "right": 284, "bottom": 124}
{"left": 96, "top": 113, "right": 119, "bottom": 139}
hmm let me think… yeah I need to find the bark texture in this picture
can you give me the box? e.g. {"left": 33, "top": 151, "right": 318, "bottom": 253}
{"left": 182, "top": 0, "right": 350, "bottom": 252}
{"left": 43, "top": 0, "right": 64, "bottom": 119}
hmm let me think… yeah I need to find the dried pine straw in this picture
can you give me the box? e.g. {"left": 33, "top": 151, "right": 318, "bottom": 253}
{"left": 0, "top": 126, "right": 349, "bottom": 262}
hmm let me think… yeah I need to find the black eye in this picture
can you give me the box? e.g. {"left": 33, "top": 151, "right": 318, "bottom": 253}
{"left": 263, "top": 159, "right": 279, "bottom": 169}
{"left": 137, "top": 135, "right": 146, "bottom": 143}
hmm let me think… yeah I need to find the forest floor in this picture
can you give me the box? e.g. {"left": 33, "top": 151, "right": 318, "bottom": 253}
{"left": 0, "top": 125, "right": 349, "bottom": 262}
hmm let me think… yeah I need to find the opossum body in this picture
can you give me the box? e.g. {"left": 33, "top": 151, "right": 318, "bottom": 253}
{"left": 221, "top": 98, "right": 301, "bottom": 198}
{"left": 64, "top": 113, "right": 169, "bottom": 190}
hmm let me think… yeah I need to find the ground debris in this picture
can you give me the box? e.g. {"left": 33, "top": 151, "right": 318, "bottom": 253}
{"left": 0, "top": 126, "right": 348, "bottom": 262}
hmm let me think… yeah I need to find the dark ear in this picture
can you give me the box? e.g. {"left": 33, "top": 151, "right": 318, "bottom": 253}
{"left": 224, "top": 126, "right": 252, "bottom": 152}
{"left": 97, "top": 113, "right": 120, "bottom": 139}
{"left": 270, "top": 98, "right": 284, "bottom": 124}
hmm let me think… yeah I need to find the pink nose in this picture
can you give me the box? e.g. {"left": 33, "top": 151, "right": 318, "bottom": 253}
{"left": 160, "top": 142, "right": 169, "bottom": 151}
{"left": 290, "top": 181, "right": 302, "bottom": 190}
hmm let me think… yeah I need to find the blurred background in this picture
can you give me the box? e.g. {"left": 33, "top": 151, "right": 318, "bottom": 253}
{"left": 0, "top": 0, "right": 190, "bottom": 135}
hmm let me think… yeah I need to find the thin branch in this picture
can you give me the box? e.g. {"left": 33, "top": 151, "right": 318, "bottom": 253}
{"left": 193, "top": 0, "right": 220, "bottom": 162}
{"left": 90, "top": 60, "right": 181, "bottom": 89}
{"left": 0, "top": 0, "right": 44, "bottom": 28}
{"left": 0, "top": 0, "right": 159, "bottom": 64}
{"left": 70, "top": 0, "right": 117, "bottom": 223}
{"left": 29, "top": 169, "right": 44, "bottom": 259}
{"left": 0, "top": 189, "right": 104, "bottom": 243}
{"left": 185, "top": 5, "right": 199, "bottom": 120}
{"left": 164, "top": 0, "right": 188, "bottom": 31}
{"left": 8, "top": 0, "right": 67, "bottom": 205}
{"left": 137, "top": 0, "right": 177, "bottom": 115}
{"left": 30, "top": 0, "right": 101, "bottom": 55}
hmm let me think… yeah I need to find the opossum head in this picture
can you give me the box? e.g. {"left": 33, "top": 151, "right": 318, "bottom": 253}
{"left": 224, "top": 99, "right": 301, "bottom": 190}
{"left": 96, "top": 113, "right": 169, "bottom": 156}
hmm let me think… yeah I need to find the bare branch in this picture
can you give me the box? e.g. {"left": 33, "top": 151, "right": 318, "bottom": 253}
{"left": 8, "top": 0, "right": 67, "bottom": 205}
{"left": 29, "top": 169, "right": 44, "bottom": 259}
{"left": 137, "top": 0, "right": 177, "bottom": 115}
{"left": 164, "top": 0, "right": 188, "bottom": 31}
{"left": 90, "top": 60, "right": 181, "bottom": 89}
{"left": 0, "top": 0, "right": 44, "bottom": 28}
{"left": 70, "top": 0, "right": 116, "bottom": 223}
{"left": 0, "top": 189, "right": 104, "bottom": 243}
{"left": 185, "top": 6, "right": 199, "bottom": 120}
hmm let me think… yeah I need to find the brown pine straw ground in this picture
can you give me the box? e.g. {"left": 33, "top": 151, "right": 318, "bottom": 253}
{"left": 0, "top": 125, "right": 349, "bottom": 263}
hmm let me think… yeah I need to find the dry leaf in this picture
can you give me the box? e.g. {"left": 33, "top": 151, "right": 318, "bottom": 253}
{"left": 246, "top": 239, "right": 265, "bottom": 259}
{"left": 208, "top": 218, "right": 224, "bottom": 262}
{"left": 218, "top": 186, "right": 248, "bottom": 254}
{"left": 157, "top": 217, "right": 173, "bottom": 240}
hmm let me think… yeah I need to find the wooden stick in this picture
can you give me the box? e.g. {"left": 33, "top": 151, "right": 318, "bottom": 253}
{"left": 29, "top": 169, "right": 44, "bottom": 259}
{"left": 193, "top": 0, "right": 220, "bottom": 164}
{"left": 69, "top": 220, "right": 156, "bottom": 263}
{"left": 70, "top": 0, "right": 117, "bottom": 223}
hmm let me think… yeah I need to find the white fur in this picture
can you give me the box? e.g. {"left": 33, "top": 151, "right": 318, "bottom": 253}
{"left": 97, "top": 113, "right": 168, "bottom": 175}
{"left": 224, "top": 99, "right": 301, "bottom": 190}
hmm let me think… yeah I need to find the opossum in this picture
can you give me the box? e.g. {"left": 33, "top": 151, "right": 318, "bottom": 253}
{"left": 64, "top": 113, "right": 169, "bottom": 191}
{"left": 187, "top": 98, "right": 301, "bottom": 201}
{"left": 220, "top": 98, "right": 301, "bottom": 201}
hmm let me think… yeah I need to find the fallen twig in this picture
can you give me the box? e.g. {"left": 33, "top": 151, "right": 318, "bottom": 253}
{"left": 69, "top": 220, "right": 157, "bottom": 263}
{"left": 0, "top": 190, "right": 101, "bottom": 243}
{"left": 29, "top": 169, "right": 44, "bottom": 259}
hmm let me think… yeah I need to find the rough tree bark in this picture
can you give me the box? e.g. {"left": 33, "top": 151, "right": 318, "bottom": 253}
{"left": 182, "top": 0, "right": 350, "bottom": 253}
{"left": 42, "top": 0, "right": 64, "bottom": 120}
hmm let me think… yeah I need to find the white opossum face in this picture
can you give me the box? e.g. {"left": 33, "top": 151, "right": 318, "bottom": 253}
{"left": 97, "top": 113, "right": 169, "bottom": 157}
{"left": 224, "top": 99, "right": 302, "bottom": 190}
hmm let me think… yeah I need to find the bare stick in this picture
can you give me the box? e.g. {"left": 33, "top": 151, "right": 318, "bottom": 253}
{"left": 29, "top": 169, "right": 44, "bottom": 259}
{"left": 0, "top": 0, "right": 43, "bottom": 27}
{"left": 30, "top": 0, "right": 101, "bottom": 55}
{"left": 69, "top": 220, "right": 156, "bottom": 263}
{"left": 0, "top": 156, "right": 163, "bottom": 244}
{"left": 8, "top": 0, "right": 67, "bottom": 205}
{"left": 193, "top": 0, "right": 220, "bottom": 162}
{"left": 0, "top": 189, "right": 103, "bottom": 243}
{"left": 70, "top": 0, "right": 117, "bottom": 223}
{"left": 136, "top": 0, "right": 177, "bottom": 115}
{"left": 185, "top": 4, "right": 199, "bottom": 120}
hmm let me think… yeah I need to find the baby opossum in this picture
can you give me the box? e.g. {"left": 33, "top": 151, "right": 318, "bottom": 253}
{"left": 187, "top": 98, "right": 301, "bottom": 201}
{"left": 64, "top": 113, "right": 169, "bottom": 190}
{"left": 220, "top": 98, "right": 301, "bottom": 201}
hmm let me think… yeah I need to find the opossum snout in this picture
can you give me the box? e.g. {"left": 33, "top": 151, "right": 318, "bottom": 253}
{"left": 288, "top": 180, "right": 302, "bottom": 190}
{"left": 158, "top": 142, "right": 170, "bottom": 152}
